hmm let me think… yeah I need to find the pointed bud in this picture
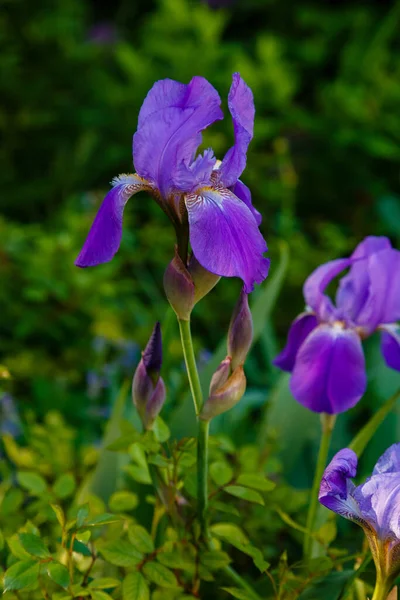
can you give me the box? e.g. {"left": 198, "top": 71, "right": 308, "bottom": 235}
{"left": 188, "top": 255, "right": 220, "bottom": 304}
{"left": 132, "top": 323, "right": 166, "bottom": 429}
{"left": 163, "top": 250, "right": 195, "bottom": 321}
{"left": 209, "top": 357, "right": 231, "bottom": 395}
{"left": 200, "top": 365, "right": 247, "bottom": 421}
{"left": 228, "top": 288, "right": 253, "bottom": 370}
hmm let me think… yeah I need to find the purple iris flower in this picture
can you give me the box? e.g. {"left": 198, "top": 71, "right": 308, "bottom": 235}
{"left": 320, "top": 445, "right": 400, "bottom": 585}
{"left": 75, "top": 74, "right": 269, "bottom": 293}
{"left": 274, "top": 236, "right": 400, "bottom": 414}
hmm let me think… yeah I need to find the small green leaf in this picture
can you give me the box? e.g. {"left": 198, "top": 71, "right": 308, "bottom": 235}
{"left": 200, "top": 550, "right": 231, "bottom": 570}
{"left": 128, "top": 524, "right": 154, "bottom": 554}
{"left": 123, "top": 571, "right": 150, "bottom": 600}
{"left": 152, "top": 417, "right": 170, "bottom": 442}
{"left": 0, "top": 529, "right": 4, "bottom": 551}
{"left": 91, "top": 592, "right": 114, "bottom": 600}
{"left": 19, "top": 533, "right": 51, "bottom": 558}
{"left": 210, "top": 461, "right": 233, "bottom": 486}
{"left": 17, "top": 471, "right": 47, "bottom": 495}
{"left": 236, "top": 473, "right": 275, "bottom": 492}
{"left": 85, "top": 513, "right": 121, "bottom": 527}
{"left": 222, "top": 587, "right": 254, "bottom": 600}
{"left": 7, "top": 534, "right": 33, "bottom": 560}
{"left": 88, "top": 578, "right": 120, "bottom": 590}
{"left": 76, "top": 504, "right": 90, "bottom": 528}
{"left": 0, "top": 488, "right": 24, "bottom": 516}
{"left": 124, "top": 465, "right": 152, "bottom": 485}
{"left": 51, "top": 504, "right": 65, "bottom": 528}
{"left": 71, "top": 539, "right": 91, "bottom": 556}
{"left": 157, "top": 551, "right": 194, "bottom": 571}
{"left": 109, "top": 491, "right": 139, "bottom": 513}
{"left": 47, "top": 562, "right": 70, "bottom": 588}
{"left": 210, "top": 523, "right": 249, "bottom": 546}
{"left": 224, "top": 485, "right": 265, "bottom": 505}
{"left": 142, "top": 562, "right": 179, "bottom": 588}
{"left": 99, "top": 540, "right": 143, "bottom": 567}
{"left": 53, "top": 474, "right": 76, "bottom": 499}
{"left": 3, "top": 560, "right": 40, "bottom": 592}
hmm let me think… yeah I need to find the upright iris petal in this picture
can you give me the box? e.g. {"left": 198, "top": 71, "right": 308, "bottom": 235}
{"left": 274, "top": 236, "right": 400, "bottom": 414}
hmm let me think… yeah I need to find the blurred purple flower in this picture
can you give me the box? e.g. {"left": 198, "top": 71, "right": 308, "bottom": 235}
{"left": 320, "top": 445, "right": 400, "bottom": 584}
{"left": 274, "top": 237, "right": 400, "bottom": 414}
{"left": 87, "top": 22, "right": 118, "bottom": 45}
{"left": 0, "top": 394, "right": 21, "bottom": 436}
{"left": 75, "top": 73, "right": 269, "bottom": 292}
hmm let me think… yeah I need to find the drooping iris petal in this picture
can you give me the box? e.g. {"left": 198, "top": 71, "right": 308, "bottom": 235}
{"left": 319, "top": 449, "right": 362, "bottom": 521}
{"left": 380, "top": 326, "right": 400, "bottom": 371}
{"left": 185, "top": 186, "right": 269, "bottom": 293}
{"left": 231, "top": 180, "right": 262, "bottom": 226}
{"left": 273, "top": 312, "right": 318, "bottom": 372}
{"left": 218, "top": 73, "right": 255, "bottom": 188}
{"left": 133, "top": 77, "right": 223, "bottom": 197}
{"left": 173, "top": 149, "right": 216, "bottom": 191}
{"left": 303, "top": 259, "right": 351, "bottom": 321}
{"left": 358, "top": 473, "right": 400, "bottom": 540}
{"left": 290, "top": 324, "right": 366, "bottom": 414}
{"left": 372, "top": 443, "right": 400, "bottom": 476}
{"left": 351, "top": 235, "right": 392, "bottom": 260}
{"left": 75, "top": 174, "right": 149, "bottom": 267}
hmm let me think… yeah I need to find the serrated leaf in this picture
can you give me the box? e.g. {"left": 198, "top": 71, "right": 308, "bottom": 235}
{"left": 128, "top": 524, "right": 154, "bottom": 554}
{"left": 76, "top": 504, "right": 89, "bottom": 528}
{"left": 3, "top": 560, "right": 40, "bottom": 592}
{"left": 142, "top": 562, "right": 179, "bottom": 588}
{"left": 236, "top": 473, "right": 275, "bottom": 492}
{"left": 109, "top": 491, "right": 139, "bottom": 512}
{"left": 123, "top": 571, "right": 149, "bottom": 600}
{"left": 19, "top": 533, "right": 50, "bottom": 558}
{"left": 17, "top": 471, "right": 47, "bottom": 495}
{"left": 222, "top": 587, "right": 254, "bottom": 600}
{"left": 51, "top": 504, "right": 65, "bottom": 528}
{"left": 47, "top": 562, "right": 70, "bottom": 588}
{"left": 210, "top": 462, "right": 233, "bottom": 486}
{"left": 224, "top": 486, "right": 264, "bottom": 505}
{"left": 100, "top": 540, "right": 143, "bottom": 567}
{"left": 200, "top": 550, "right": 231, "bottom": 570}
{"left": 88, "top": 578, "right": 120, "bottom": 590}
{"left": 53, "top": 474, "right": 76, "bottom": 499}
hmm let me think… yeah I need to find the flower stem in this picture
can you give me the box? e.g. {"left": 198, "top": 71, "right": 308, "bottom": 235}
{"left": 178, "top": 319, "right": 203, "bottom": 415}
{"left": 371, "top": 573, "right": 393, "bottom": 600}
{"left": 303, "top": 413, "right": 336, "bottom": 559}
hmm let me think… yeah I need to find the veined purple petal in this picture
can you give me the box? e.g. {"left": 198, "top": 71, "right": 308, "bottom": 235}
{"left": 218, "top": 73, "right": 255, "bottom": 188}
{"left": 133, "top": 77, "right": 223, "bottom": 197}
{"left": 290, "top": 324, "right": 366, "bottom": 414}
{"left": 380, "top": 325, "right": 400, "bottom": 371}
{"left": 75, "top": 174, "right": 149, "bottom": 267}
{"left": 173, "top": 149, "right": 216, "bottom": 191}
{"left": 303, "top": 258, "right": 351, "bottom": 321}
{"left": 358, "top": 473, "right": 400, "bottom": 540}
{"left": 373, "top": 443, "right": 400, "bottom": 476}
{"left": 185, "top": 186, "right": 269, "bottom": 293}
{"left": 319, "top": 449, "right": 362, "bottom": 521}
{"left": 231, "top": 180, "right": 262, "bottom": 226}
{"left": 273, "top": 312, "right": 318, "bottom": 372}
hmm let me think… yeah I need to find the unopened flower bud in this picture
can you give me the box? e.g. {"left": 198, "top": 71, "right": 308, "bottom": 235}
{"left": 132, "top": 322, "right": 166, "bottom": 429}
{"left": 228, "top": 288, "right": 253, "bottom": 370}
{"left": 200, "top": 365, "right": 246, "bottom": 421}
{"left": 188, "top": 255, "right": 220, "bottom": 304}
{"left": 163, "top": 250, "right": 195, "bottom": 321}
{"left": 209, "top": 357, "right": 232, "bottom": 395}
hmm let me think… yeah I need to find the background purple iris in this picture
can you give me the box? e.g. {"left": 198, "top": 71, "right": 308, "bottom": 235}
{"left": 274, "top": 236, "right": 400, "bottom": 414}
{"left": 75, "top": 74, "right": 269, "bottom": 293}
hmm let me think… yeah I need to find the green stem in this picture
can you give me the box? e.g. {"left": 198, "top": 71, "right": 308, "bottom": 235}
{"left": 178, "top": 319, "right": 203, "bottom": 415}
{"left": 197, "top": 419, "right": 209, "bottom": 537}
{"left": 224, "top": 566, "right": 263, "bottom": 600}
{"left": 371, "top": 573, "right": 393, "bottom": 600}
{"left": 303, "top": 413, "right": 336, "bottom": 559}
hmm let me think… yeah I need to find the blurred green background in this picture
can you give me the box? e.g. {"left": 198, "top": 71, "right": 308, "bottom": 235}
{"left": 1, "top": 0, "right": 400, "bottom": 460}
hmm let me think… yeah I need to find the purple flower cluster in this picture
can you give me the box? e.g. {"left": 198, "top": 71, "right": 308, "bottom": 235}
{"left": 320, "top": 444, "right": 400, "bottom": 579}
{"left": 274, "top": 237, "right": 400, "bottom": 414}
{"left": 76, "top": 74, "right": 269, "bottom": 293}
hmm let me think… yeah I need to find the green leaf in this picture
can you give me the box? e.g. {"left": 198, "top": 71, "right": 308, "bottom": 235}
{"left": 91, "top": 592, "right": 114, "bottom": 600}
{"left": 47, "top": 562, "right": 70, "bottom": 588}
{"left": 51, "top": 504, "right": 65, "bottom": 528}
{"left": 210, "top": 523, "right": 249, "bottom": 546}
{"left": 157, "top": 551, "right": 194, "bottom": 571}
{"left": 222, "top": 588, "right": 254, "bottom": 600}
{"left": 200, "top": 550, "right": 231, "bottom": 570}
{"left": 210, "top": 461, "right": 233, "bottom": 486}
{"left": 17, "top": 471, "right": 47, "bottom": 495}
{"left": 85, "top": 513, "right": 121, "bottom": 527}
{"left": 298, "top": 570, "right": 355, "bottom": 599}
{"left": 152, "top": 416, "right": 170, "bottom": 442}
{"left": 88, "top": 578, "right": 120, "bottom": 590}
{"left": 3, "top": 560, "right": 40, "bottom": 592}
{"left": 128, "top": 524, "right": 154, "bottom": 554}
{"left": 123, "top": 572, "right": 150, "bottom": 600}
{"left": 76, "top": 504, "right": 90, "bottom": 528}
{"left": 71, "top": 539, "right": 91, "bottom": 556}
{"left": 124, "top": 464, "right": 152, "bottom": 485}
{"left": 142, "top": 562, "right": 179, "bottom": 588}
{"left": 99, "top": 540, "right": 143, "bottom": 567}
{"left": 19, "top": 533, "right": 51, "bottom": 558}
{"left": 53, "top": 474, "right": 76, "bottom": 499}
{"left": 0, "top": 529, "right": 4, "bottom": 551}
{"left": 109, "top": 491, "right": 139, "bottom": 512}
{"left": 236, "top": 473, "right": 275, "bottom": 492}
{"left": 0, "top": 488, "right": 24, "bottom": 516}
{"left": 7, "top": 534, "right": 33, "bottom": 560}
{"left": 210, "top": 500, "right": 240, "bottom": 517}
{"left": 224, "top": 485, "right": 265, "bottom": 505}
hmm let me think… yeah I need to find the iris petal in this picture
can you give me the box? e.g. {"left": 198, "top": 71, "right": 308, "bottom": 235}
{"left": 358, "top": 473, "right": 400, "bottom": 540}
{"left": 218, "top": 73, "right": 255, "bottom": 188}
{"left": 303, "top": 259, "right": 351, "bottom": 320}
{"left": 133, "top": 77, "right": 223, "bottom": 197}
{"left": 380, "top": 326, "right": 400, "bottom": 371}
{"left": 185, "top": 186, "right": 269, "bottom": 293}
{"left": 75, "top": 174, "right": 149, "bottom": 267}
{"left": 290, "top": 324, "right": 366, "bottom": 414}
{"left": 273, "top": 313, "right": 318, "bottom": 372}
{"left": 231, "top": 180, "right": 262, "bottom": 226}
{"left": 372, "top": 443, "right": 400, "bottom": 476}
{"left": 319, "top": 449, "right": 362, "bottom": 522}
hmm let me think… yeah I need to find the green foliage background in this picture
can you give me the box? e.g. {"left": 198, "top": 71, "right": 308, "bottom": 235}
{"left": 1, "top": 0, "right": 400, "bottom": 597}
